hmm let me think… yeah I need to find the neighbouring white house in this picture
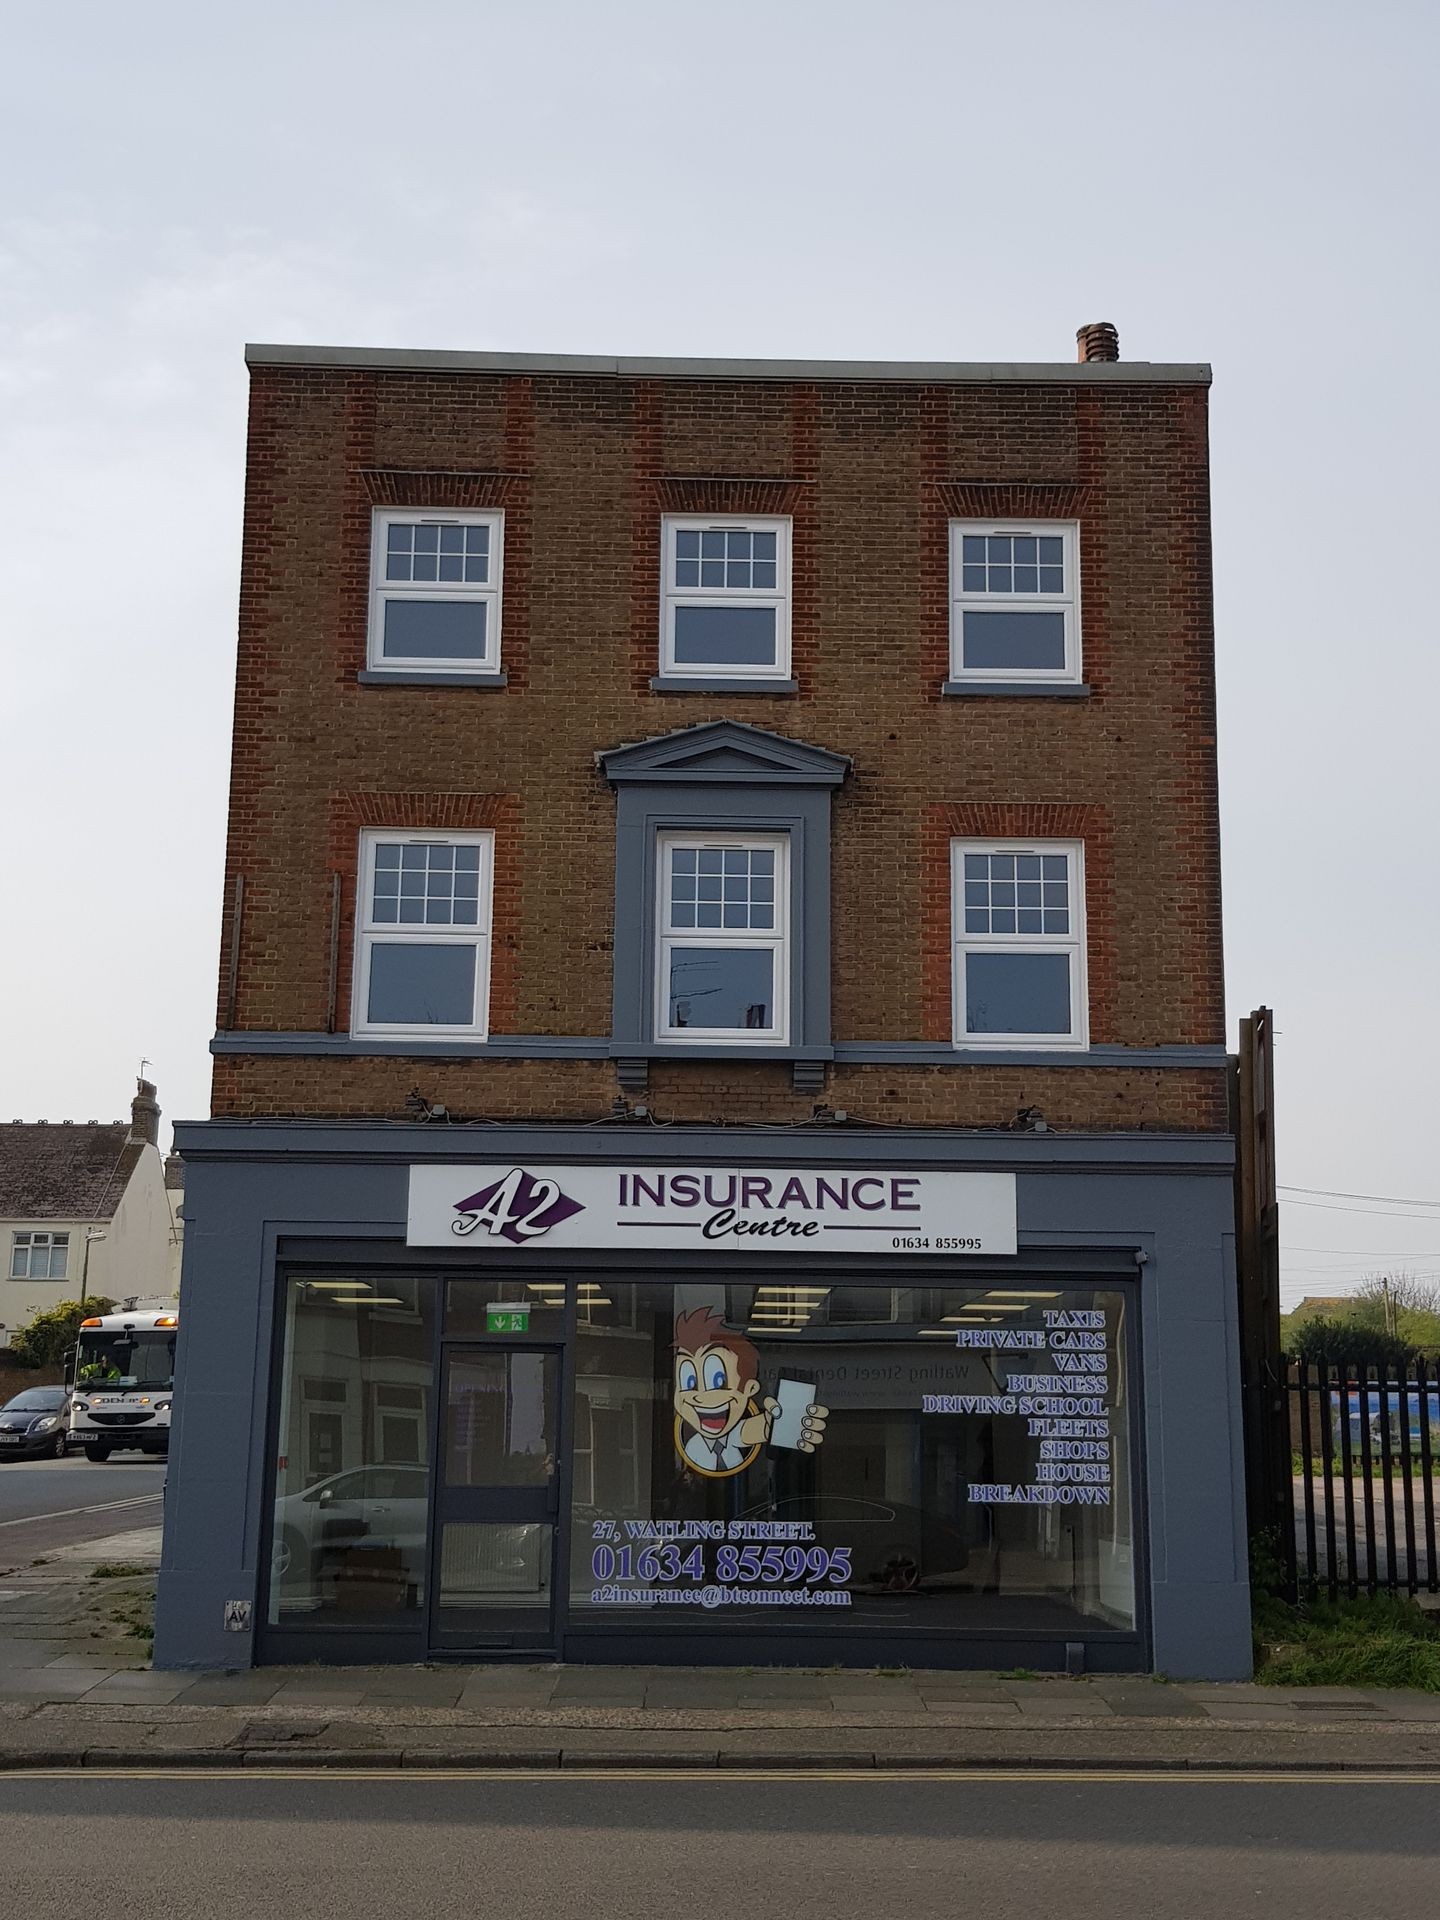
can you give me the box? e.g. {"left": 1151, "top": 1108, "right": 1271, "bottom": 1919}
{"left": 0, "top": 1080, "right": 182, "bottom": 1345}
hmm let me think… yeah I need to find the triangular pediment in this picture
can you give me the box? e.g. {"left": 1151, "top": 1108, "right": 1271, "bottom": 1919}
{"left": 599, "top": 721, "right": 850, "bottom": 788}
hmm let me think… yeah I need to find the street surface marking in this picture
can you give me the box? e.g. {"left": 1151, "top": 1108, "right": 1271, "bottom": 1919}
{"left": 0, "top": 1494, "right": 163, "bottom": 1530}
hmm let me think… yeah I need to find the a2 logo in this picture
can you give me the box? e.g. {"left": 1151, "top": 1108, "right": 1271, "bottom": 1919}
{"left": 451, "top": 1167, "right": 586, "bottom": 1245}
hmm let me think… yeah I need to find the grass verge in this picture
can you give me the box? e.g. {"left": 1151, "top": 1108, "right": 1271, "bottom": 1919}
{"left": 1255, "top": 1590, "right": 1440, "bottom": 1690}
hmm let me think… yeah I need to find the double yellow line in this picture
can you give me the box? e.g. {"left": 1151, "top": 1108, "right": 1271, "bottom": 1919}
{"left": 9, "top": 1766, "right": 1440, "bottom": 1784}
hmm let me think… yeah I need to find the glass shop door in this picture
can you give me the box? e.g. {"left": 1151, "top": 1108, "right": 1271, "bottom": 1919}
{"left": 428, "top": 1345, "right": 560, "bottom": 1654}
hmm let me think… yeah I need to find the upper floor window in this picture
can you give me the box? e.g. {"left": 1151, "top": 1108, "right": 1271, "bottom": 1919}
{"left": 10, "top": 1230, "right": 68, "bottom": 1280}
{"left": 950, "top": 522, "right": 1079, "bottom": 682}
{"left": 352, "top": 831, "right": 493, "bottom": 1038}
{"left": 367, "top": 510, "right": 503, "bottom": 677}
{"left": 952, "top": 841, "right": 1088, "bottom": 1048}
{"left": 661, "top": 516, "right": 791, "bottom": 679}
{"left": 657, "top": 833, "right": 789, "bottom": 1043}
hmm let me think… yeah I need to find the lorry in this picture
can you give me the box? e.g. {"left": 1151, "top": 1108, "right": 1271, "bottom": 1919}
{"left": 68, "top": 1304, "right": 178, "bottom": 1460}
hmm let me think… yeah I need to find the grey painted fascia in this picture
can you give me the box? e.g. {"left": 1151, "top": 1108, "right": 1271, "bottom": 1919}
{"left": 153, "top": 1126, "right": 1246, "bottom": 1680}
{"left": 650, "top": 677, "right": 799, "bottom": 696}
{"left": 834, "top": 1042, "right": 1230, "bottom": 1068}
{"left": 209, "top": 1033, "right": 1228, "bottom": 1069}
{"left": 608, "top": 1040, "right": 834, "bottom": 1064}
{"left": 356, "top": 670, "right": 508, "bottom": 689}
{"left": 209, "top": 1032, "right": 607, "bottom": 1058}
{"left": 245, "top": 344, "right": 1212, "bottom": 387}
{"left": 172, "top": 1116, "right": 1236, "bottom": 1175}
{"left": 605, "top": 765, "right": 844, "bottom": 787}
{"left": 942, "top": 681, "right": 1092, "bottom": 700}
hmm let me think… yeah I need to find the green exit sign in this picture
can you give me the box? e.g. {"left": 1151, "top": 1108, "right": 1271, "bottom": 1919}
{"left": 486, "top": 1304, "right": 531, "bottom": 1333}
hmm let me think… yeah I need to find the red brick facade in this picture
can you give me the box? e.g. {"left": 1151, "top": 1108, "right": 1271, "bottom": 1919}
{"left": 216, "top": 355, "right": 1225, "bottom": 1130}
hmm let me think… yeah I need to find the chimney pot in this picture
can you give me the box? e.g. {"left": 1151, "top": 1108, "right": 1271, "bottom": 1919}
{"left": 1076, "top": 321, "right": 1120, "bottom": 363}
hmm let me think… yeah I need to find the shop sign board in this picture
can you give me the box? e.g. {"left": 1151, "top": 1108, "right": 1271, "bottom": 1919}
{"left": 407, "top": 1163, "right": 1017, "bottom": 1256}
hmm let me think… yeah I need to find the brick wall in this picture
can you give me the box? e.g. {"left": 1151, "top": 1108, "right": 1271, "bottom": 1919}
{"left": 216, "top": 364, "right": 1224, "bottom": 1131}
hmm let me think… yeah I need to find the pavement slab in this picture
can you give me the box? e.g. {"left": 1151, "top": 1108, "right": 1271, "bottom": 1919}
{"left": 919, "top": 1704, "right": 1022, "bottom": 1721}
{"left": 266, "top": 1687, "right": 369, "bottom": 1708}
{"left": 1083, "top": 1688, "right": 1207, "bottom": 1717}
{"left": 79, "top": 1674, "right": 196, "bottom": 1704}
{"left": 171, "top": 1676, "right": 286, "bottom": 1706}
{"left": 6, "top": 1560, "right": 1440, "bottom": 1770}
{"left": 1358, "top": 1688, "right": 1440, "bottom": 1718}
{"left": 916, "top": 1686, "right": 1023, "bottom": 1705}
{"left": 357, "top": 1684, "right": 465, "bottom": 1708}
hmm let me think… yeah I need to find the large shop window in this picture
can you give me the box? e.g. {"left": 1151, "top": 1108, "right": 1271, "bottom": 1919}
{"left": 571, "top": 1281, "right": 1135, "bottom": 1636}
{"left": 267, "top": 1276, "right": 438, "bottom": 1628}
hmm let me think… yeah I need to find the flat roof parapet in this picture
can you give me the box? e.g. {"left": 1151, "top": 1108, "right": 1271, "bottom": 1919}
{"left": 244, "top": 343, "right": 1211, "bottom": 386}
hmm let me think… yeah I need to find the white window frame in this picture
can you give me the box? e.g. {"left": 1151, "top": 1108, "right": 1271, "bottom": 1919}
{"left": 9, "top": 1230, "right": 69, "bottom": 1281}
{"left": 949, "top": 520, "right": 1081, "bottom": 684}
{"left": 951, "top": 839, "right": 1089, "bottom": 1050}
{"left": 366, "top": 508, "right": 504, "bottom": 676}
{"left": 351, "top": 829, "right": 494, "bottom": 1040}
{"left": 660, "top": 515, "right": 792, "bottom": 680}
{"left": 655, "top": 831, "right": 790, "bottom": 1045}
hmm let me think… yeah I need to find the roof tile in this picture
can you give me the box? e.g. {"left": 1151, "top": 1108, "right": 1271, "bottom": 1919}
{"left": 0, "top": 1124, "right": 137, "bottom": 1221}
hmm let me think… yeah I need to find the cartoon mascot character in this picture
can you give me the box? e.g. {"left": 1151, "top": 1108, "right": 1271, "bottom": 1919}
{"left": 672, "top": 1306, "right": 828, "bottom": 1478}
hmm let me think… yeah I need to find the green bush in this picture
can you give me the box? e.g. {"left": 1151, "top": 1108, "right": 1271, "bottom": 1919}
{"left": 8, "top": 1297, "right": 115, "bottom": 1369}
{"left": 1286, "top": 1316, "right": 1415, "bottom": 1369}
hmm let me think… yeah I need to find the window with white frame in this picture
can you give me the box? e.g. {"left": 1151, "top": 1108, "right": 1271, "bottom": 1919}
{"left": 10, "top": 1231, "right": 69, "bottom": 1280}
{"left": 352, "top": 831, "right": 493, "bottom": 1037}
{"left": 367, "top": 510, "right": 503, "bottom": 675}
{"left": 656, "top": 834, "right": 789, "bottom": 1042}
{"left": 952, "top": 841, "right": 1087, "bottom": 1047}
{"left": 950, "top": 522, "right": 1079, "bottom": 681}
{"left": 661, "top": 517, "right": 791, "bottom": 678}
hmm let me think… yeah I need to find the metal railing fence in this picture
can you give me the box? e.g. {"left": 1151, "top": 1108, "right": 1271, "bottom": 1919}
{"left": 1290, "top": 1358, "right": 1440, "bottom": 1600}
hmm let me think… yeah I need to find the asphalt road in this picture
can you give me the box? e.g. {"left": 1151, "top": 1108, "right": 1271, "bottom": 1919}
{"left": 0, "top": 1454, "right": 164, "bottom": 1565}
{"left": 0, "top": 1453, "right": 165, "bottom": 1521}
{"left": 3, "top": 1772, "right": 1439, "bottom": 1917}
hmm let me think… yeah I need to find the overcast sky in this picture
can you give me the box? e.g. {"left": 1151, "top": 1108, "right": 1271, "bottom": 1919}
{"left": 2, "top": 0, "right": 1436, "bottom": 1303}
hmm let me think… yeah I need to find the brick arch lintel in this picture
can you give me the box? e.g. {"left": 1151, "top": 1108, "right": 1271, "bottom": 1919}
{"left": 932, "top": 482, "right": 1093, "bottom": 519}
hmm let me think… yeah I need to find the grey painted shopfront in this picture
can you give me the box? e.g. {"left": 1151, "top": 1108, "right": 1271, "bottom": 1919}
{"left": 154, "top": 1121, "right": 1251, "bottom": 1679}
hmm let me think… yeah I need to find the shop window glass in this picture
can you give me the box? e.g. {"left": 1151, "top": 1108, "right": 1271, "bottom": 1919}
{"left": 443, "top": 1276, "right": 565, "bottom": 1338}
{"left": 570, "top": 1281, "right": 1135, "bottom": 1636}
{"left": 267, "top": 1275, "right": 436, "bottom": 1627}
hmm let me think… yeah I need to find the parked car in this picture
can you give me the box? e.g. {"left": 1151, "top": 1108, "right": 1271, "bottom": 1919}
{"left": 270, "top": 1463, "right": 545, "bottom": 1602}
{"left": 272, "top": 1464, "right": 430, "bottom": 1581}
{"left": 0, "top": 1387, "right": 70, "bottom": 1459}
